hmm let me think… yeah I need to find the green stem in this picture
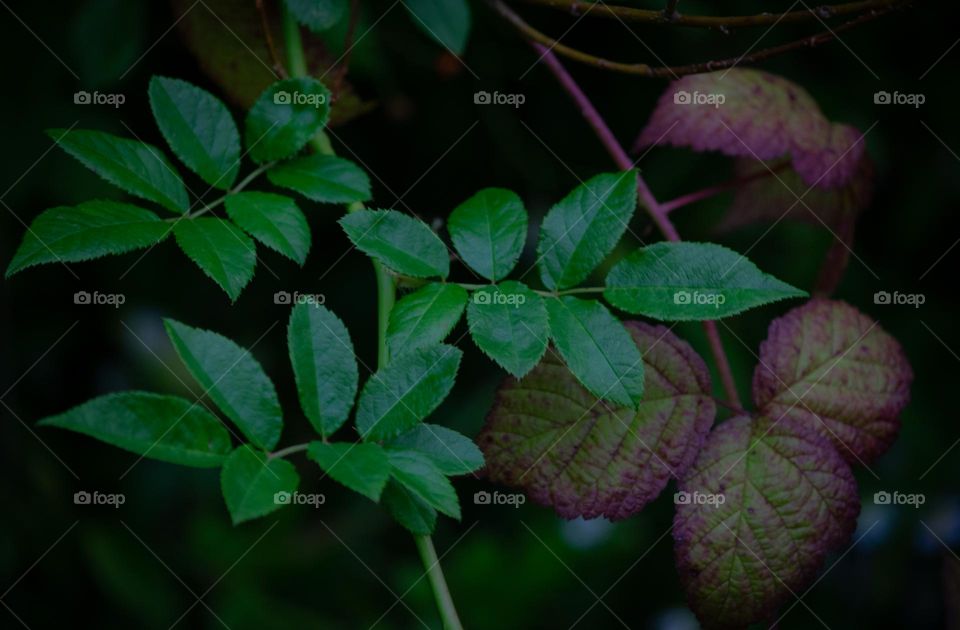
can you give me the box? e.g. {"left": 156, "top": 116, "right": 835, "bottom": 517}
{"left": 269, "top": 443, "right": 309, "bottom": 459}
{"left": 414, "top": 535, "right": 464, "bottom": 630}
{"left": 398, "top": 278, "right": 606, "bottom": 298}
{"left": 280, "top": 9, "right": 462, "bottom": 629}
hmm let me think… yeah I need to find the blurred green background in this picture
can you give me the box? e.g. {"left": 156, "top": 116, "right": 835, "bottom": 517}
{"left": 1, "top": 0, "right": 956, "bottom": 627}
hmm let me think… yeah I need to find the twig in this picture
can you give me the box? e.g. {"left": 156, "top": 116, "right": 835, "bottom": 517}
{"left": 513, "top": 0, "right": 908, "bottom": 28}
{"left": 256, "top": 0, "right": 289, "bottom": 78}
{"left": 332, "top": 0, "right": 361, "bottom": 99}
{"left": 492, "top": 0, "right": 906, "bottom": 77}
{"left": 532, "top": 43, "right": 742, "bottom": 408}
{"left": 660, "top": 161, "right": 791, "bottom": 214}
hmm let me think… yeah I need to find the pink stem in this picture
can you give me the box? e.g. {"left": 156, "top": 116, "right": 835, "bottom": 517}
{"left": 660, "top": 162, "right": 791, "bottom": 214}
{"left": 533, "top": 43, "right": 742, "bottom": 408}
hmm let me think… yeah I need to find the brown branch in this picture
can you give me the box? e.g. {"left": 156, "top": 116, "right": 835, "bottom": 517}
{"left": 491, "top": 0, "right": 906, "bottom": 77}
{"left": 256, "top": 0, "right": 289, "bottom": 78}
{"left": 513, "top": 0, "right": 910, "bottom": 29}
{"left": 332, "top": 0, "right": 361, "bottom": 99}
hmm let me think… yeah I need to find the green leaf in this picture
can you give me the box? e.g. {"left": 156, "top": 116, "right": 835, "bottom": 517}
{"left": 173, "top": 218, "right": 257, "bottom": 300}
{"left": 388, "top": 424, "right": 484, "bottom": 476}
{"left": 537, "top": 171, "right": 637, "bottom": 290}
{"left": 6, "top": 201, "right": 169, "bottom": 278}
{"left": 164, "top": 319, "right": 282, "bottom": 450}
{"left": 37, "top": 391, "right": 231, "bottom": 467}
{"left": 220, "top": 445, "right": 300, "bottom": 524}
{"left": 287, "top": 304, "right": 359, "bottom": 438}
{"left": 466, "top": 281, "right": 548, "bottom": 378}
{"left": 403, "top": 0, "right": 471, "bottom": 54}
{"left": 604, "top": 242, "right": 807, "bottom": 321}
{"left": 307, "top": 441, "right": 390, "bottom": 501}
{"left": 266, "top": 154, "right": 371, "bottom": 204}
{"left": 386, "top": 283, "right": 467, "bottom": 358}
{"left": 381, "top": 479, "right": 436, "bottom": 535}
{"left": 479, "top": 321, "right": 715, "bottom": 519}
{"left": 339, "top": 210, "right": 449, "bottom": 278}
{"left": 284, "top": 0, "right": 347, "bottom": 32}
{"left": 388, "top": 450, "right": 460, "bottom": 519}
{"left": 355, "top": 344, "right": 462, "bottom": 442}
{"left": 148, "top": 76, "right": 241, "bottom": 190}
{"left": 545, "top": 297, "right": 645, "bottom": 407}
{"left": 244, "top": 78, "right": 331, "bottom": 163}
{"left": 225, "top": 192, "right": 310, "bottom": 265}
{"left": 447, "top": 188, "right": 527, "bottom": 281}
{"left": 49, "top": 128, "right": 189, "bottom": 213}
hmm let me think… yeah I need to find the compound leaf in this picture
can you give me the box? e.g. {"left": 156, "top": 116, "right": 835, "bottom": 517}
{"left": 448, "top": 188, "right": 527, "bottom": 281}
{"left": 545, "top": 297, "right": 645, "bottom": 408}
{"left": 37, "top": 391, "right": 231, "bottom": 467}
{"left": 164, "top": 319, "right": 282, "bottom": 450}
{"left": 479, "top": 322, "right": 714, "bottom": 519}
{"left": 339, "top": 209, "right": 449, "bottom": 278}
{"left": 604, "top": 242, "right": 806, "bottom": 321}
{"left": 466, "top": 281, "right": 548, "bottom": 378}
{"left": 173, "top": 218, "right": 256, "bottom": 300}
{"left": 387, "top": 283, "right": 467, "bottom": 358}
{"left": 49, "top": 128, "right": 189, "bottom": 213}
{"left": 287, "top": 303, "right": 358, "bottom": 438}
{"left": 221, "top": 445, "right": 300, "bottom": 524}
{"left": 148, "top": 76, "right": 241, "bottom": 189}
{"left": 355, "top": 344, "right": 462, "bottom": 442}
{"left": 6, "top": 201, "right": 169, "bottom": 277}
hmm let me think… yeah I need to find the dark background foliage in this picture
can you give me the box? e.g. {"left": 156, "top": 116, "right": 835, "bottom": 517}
{"left": 0, "top": 0, "right": 956, "bottom": 627}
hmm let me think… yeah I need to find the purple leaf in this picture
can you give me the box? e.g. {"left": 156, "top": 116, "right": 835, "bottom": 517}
{"left": 674, "top": 415, "right": 859, "bottom": 629}
{"left": 635, "top": 69, "right": 868, "bottom": 190}
{"left": 752, "top": 299, "right": 912, "bottom": 463}
{"left": 719, "top": 155, "right": 874, "bottom": 233}
{"left": 477, "top": 321, "right": 715, "bottom": 520}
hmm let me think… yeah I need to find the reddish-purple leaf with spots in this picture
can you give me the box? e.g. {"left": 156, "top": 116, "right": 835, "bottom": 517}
{"left": 752, "top": 299, "right": 912, "bottom": 463}
{"left": 634, "top": 69, "right": 867, "bottom": 189}
{"left": 477, "top": 321, "right": 715, "bottom": 520}
{"left": 673, "top": 415, "right": 860, "bottom": 630}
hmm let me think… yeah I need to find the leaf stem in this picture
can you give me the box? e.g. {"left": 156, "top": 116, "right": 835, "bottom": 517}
{"left": 269, "top": 443, "right": 310, "bottom": 459}
{"left": 659, "top": 161, "right": 790, "bottom": 214}
{"left": 179, "top": 162, "right": 276, "bottom": 220}
{"left": 280, "top": 8, "right": 463, "bottom": 628}
{"left": 529, "top": 43, "right": 744, "bottom": 408}
{"left": 414, "top": 534, "right": 465, "bottom": 630}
